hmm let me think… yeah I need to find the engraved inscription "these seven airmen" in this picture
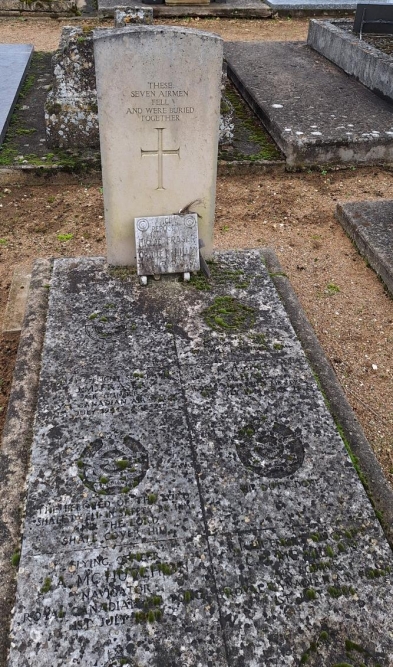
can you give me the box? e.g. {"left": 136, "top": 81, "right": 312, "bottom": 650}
{"left": 126, "top": 81, "right": 195, "bottom": 122}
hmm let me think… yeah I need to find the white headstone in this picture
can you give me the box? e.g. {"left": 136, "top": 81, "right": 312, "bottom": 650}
{"left": 93, "top": 26, "right": 223, "bottom": 267}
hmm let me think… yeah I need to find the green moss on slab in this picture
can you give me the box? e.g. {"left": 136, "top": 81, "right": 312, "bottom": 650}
{"left": 219, "top": 83, "right": 282, "bottom": 163}
{"left": 40, "top": 576, "right": 52, "bottom": 594}
{"left": 305, "top": 588, "right": 316, "bottom": 601}
{"left": 108, "top": 266, "right": 136, "bottom": 280}
{"left": 202, "top": 296, "right": 256, "bottom": 333}
{"left": 0, "top": 52, "right": 100, "bottom": 172}
{"left": 11, "top": 551, "right": 20, "bottom": 567}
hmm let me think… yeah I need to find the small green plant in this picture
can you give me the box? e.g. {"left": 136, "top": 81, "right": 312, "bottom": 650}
{"left": 148, "top": 493, "right": 157, "bottom": 505}
{"left": 326, "top": 282, "right": 340, "bottom": 295}
{"left": 0, "top": 239, "right": 7, "bottom": 245}
{"left": 305, "top": 588, "right": 316, "bottom": 601}
{"left": 57, "top": 233, "right": 74, "bottom": 242}
{"left": 11, "top": 551, "right": 20, "bottom": 567}
{"left": 116, "top": 459, "right": 129, "bottom": 470}
{"left": 183, "top": 590, "right": 192, "bottom": 603}
{"left": 40, "top": 577, "right": 52, "bottom": 594}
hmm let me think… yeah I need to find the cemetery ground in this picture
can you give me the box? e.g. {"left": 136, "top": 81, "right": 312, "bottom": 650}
{"left": 1, "top": 16, "right": 393, "bottom": 660}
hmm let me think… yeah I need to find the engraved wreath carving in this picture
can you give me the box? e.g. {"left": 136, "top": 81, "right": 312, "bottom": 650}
{"left": 77, "top": 435, "right": 148, "bottom": 495}
{"left": 235, "top": 421, "right": 304, "bottom": 478}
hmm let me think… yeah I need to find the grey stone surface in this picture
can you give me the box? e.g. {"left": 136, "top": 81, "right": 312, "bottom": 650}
{"left": 0, "top": 260, "right": 51, "bottom": 667}
{"left": 7, "top": 251, "right": 393, "bottom": 666}
{"left": 266, "top": 0, "right": 355, "bottom": 6}
{"left": 225, "top": 40, "right": 393, "bottom": 167}
{"left": 1, "top": 266, "right": 31, "bottom": 339}
{"left": 135, "top": 214, "right": 200, "bottom": 276}
{"left": 336, "top": 199, "right": 393, "bottom": 297}
{"left": 265, "top": 0, "right": 393, "bottom": 9}
{"left": 0, "top": 0, "right": 80, "bottom": 12}
{"left": 0, "top": 44, "right": 33, "bottom": 147}
{"left": 98, "top": 0, "right": 272, "bottom": 18}
{"left": 308, "top": 18, "right": 393, "bottom": 103}
{"left": 263, "top": 248, "right": 393, "bottom": 545}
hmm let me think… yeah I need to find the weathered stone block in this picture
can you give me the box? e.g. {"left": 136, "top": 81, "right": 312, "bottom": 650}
{"left": 114, "top": 5, "right": 154, "bottom": 26}
{"left": 45, "top": 27, "right": 99, "bottom": 149}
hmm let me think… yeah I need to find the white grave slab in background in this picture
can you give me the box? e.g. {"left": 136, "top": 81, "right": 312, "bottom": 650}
{"left": 94, "top": 26, "right": 223, "bottom": 266}
{"left": 135, "top": 213, "right": 200, "bottom": 276}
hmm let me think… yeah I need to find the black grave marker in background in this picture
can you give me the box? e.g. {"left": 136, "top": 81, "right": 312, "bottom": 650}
{"left": 354, "top": 3, "right": 393, "bottom": 34}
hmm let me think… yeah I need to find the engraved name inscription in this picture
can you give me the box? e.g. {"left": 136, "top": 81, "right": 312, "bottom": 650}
{"left": 135, "top": 214, "right": 200, "bottom": 276}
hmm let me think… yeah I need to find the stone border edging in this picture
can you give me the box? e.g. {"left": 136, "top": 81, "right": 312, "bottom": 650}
{"left": 262, "top": 247, "right": 393, "bottom": 547}
{"left": 0, "top": 259, "right": 51, "bottom": 667}
{"left": 336, "top": 202, "right": 393, "bottom": 298}
{"left": 307, "top": 18, "right": 393, "bottom": 104}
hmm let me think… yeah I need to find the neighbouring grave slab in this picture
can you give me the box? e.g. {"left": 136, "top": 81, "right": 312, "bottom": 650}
{"left": 264, "top": 0, "right": 393, "bottom": 12}
{"left": 7, "top": 251, "right": 393, "bottom": 666}
{"left": 94, "top": 26, "right": 223, "bottom": 266}
{"left": 336, "top": 199, "right": 393, "bottom": 296}
{"left": 0, "top": 44, "right": 33, "bottom": 147}
{"left": 98, "top": 0, "right": 272, "bottom": 17}
{"left": 308, "top": 18, "right": 393, "bottom": 103}
{"left": 225, "top": 40, "right": 393, "bottom": 167}
{"left": 265, "top": 0, "right": 358, "bottom": 10}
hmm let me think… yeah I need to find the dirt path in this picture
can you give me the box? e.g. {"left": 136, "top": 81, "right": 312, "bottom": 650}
{"left": 0, "top": 15, "right": 310, "bottom": 49}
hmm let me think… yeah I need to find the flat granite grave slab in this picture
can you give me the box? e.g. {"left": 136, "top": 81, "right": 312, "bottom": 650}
{"left": 98, "top": 0, "right": 272, "bottom": 18}
{"left": 0, "top": 44, "right": 33, "bottom": 147}
{"left": 225, "top": 40, "right": 393, "bottom": 167}
{"left": 7, "top": 251, "right": 393, "bottom": 666}
{"left": 264, "top": 0, "right": 393, "bottom": 13}
{"left": 265, "top": 0, "right": 356, "bottom": 14}
{"left": 336, "top": 199, "right": 393, "bottom": 297}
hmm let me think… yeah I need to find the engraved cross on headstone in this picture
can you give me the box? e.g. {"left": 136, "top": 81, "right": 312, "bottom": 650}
{"left": 141, "top": 127, "right": 180, "bottom": 190}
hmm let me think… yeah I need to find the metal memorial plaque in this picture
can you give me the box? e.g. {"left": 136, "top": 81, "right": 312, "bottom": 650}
{"left": 135, "top": 214, "right": 200, "bottom": 276}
